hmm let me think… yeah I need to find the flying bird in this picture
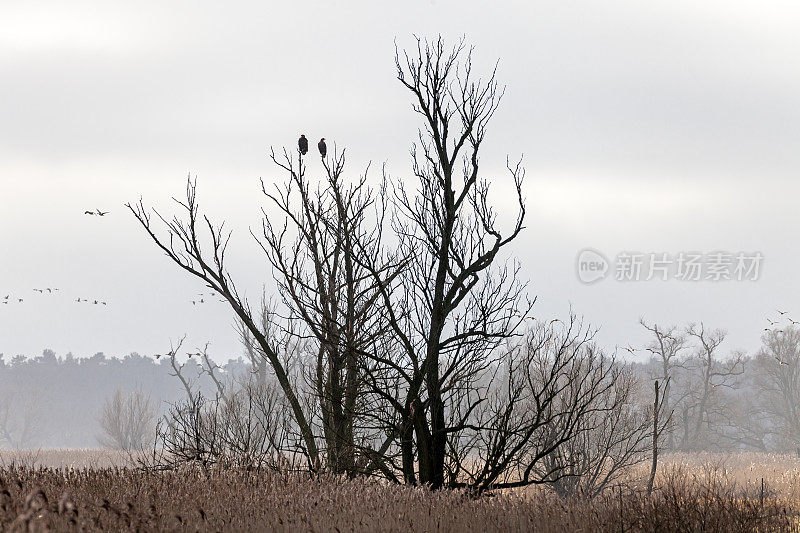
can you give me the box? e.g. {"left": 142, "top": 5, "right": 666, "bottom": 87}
{"left": 84, "top": 210, "right": 95, "bottom": 215}
{"left": 96, "top": 209, "right": 109, "bottom": 216}
{"left": 298, "top": 134, "right": 308, "bottom": 155}
{"left": 318, "top": 138, "right": 327, "bottom": 158}
{"left": 778, "top": 310, "right": 789, "bottom": 315}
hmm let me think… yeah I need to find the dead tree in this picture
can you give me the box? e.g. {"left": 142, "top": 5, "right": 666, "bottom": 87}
{"left": 361, "top": 36, "right": 528, "bottom": 489}
{"left": 639, "top": 319, "right": 686, "bottom": 449}
{"left": 646, "top": 380, "right": 671, "bottom": 496}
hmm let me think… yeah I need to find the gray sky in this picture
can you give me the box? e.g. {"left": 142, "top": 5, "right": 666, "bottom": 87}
{"left": 1, "top": 0, "right": 798, "bottom": 362}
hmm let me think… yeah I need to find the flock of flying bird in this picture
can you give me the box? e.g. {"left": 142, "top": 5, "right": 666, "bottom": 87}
{"left": 3, "top": 210, "right": 112, "bottom": 305}
{"left": 2, "top": 289, "right": 107, "bottom": 305}
{"left": 763, "top": 310, "right": 799, "bottom": 332}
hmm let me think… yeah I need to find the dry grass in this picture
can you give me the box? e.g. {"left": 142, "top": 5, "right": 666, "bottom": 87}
{"left": 0, "top": 449, "right": 131, "bottom": 470}
{"left": 0, "top": 451, "right": 798, "bottom": 531}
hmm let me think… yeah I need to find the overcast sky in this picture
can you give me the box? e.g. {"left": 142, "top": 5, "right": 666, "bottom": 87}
{"left": 1, "top": 0, "right": 798, "bottom": 362}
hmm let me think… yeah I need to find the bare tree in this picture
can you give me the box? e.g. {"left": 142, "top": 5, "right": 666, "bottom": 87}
{"left": 257, "top": 147, "right": 397, "bottom": 476}
{"left": 98, "top": 388, "right": 156, "bottom": 451}
{"left": 754, "top": 327, "right": 800, "bottom": 454}
{"left": 358, "top": 36, "right": 528, "bottom": 490}
{"left": 0, "top": 389, "right": 46, "bottom": 449}
{"left": 128, "top": 145, "right": 394, "bottom": 475}
{"left": 439, "top": 318, "right": 651, "bottom": 494}
{"left": 128, "top": 36, "right": 664, "bottom": 495}
{"left": 678, "top": 323, "right": 744, "bottom": 450}
{"left": 128, "top": 179, "right": 321, "bottom": 469}
{"left": 640, "top": 319, "right": 685, "bottom": 449}
{"left": 541, "top": 366, "right": 658, "bottom": 499}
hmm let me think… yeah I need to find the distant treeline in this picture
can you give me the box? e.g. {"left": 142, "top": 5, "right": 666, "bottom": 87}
{"left": 0, "top": 350, "right": 248, "bottom": 449}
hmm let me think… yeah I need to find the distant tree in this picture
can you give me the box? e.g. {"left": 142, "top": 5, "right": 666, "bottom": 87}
{"left": 639, "top": 319, "right": 685, "bottom": 449}
{"left": 98, "top": 388, "right": 156, "bottom": 450}
{"left": 754, "top": 327, "right": 800, "bottom": 454}
{"left": 0, "top": 389, "right": 47, "bottom": 449}
{"left": 677, "top": 324, "right": 744, "bottom": 450}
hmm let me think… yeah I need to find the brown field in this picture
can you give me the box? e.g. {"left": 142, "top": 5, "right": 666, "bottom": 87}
{"left": 0, "top": 450, "right": 799, "bottom": 531}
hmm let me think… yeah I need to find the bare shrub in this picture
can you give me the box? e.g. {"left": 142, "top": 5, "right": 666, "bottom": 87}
{"left": 143, "top": 377, "right": 294, "bottom": 473}
{"left": 540, "top": 366, "right": 654, "bottom": 498}
{"left": 98, "top": 389, "right": 156, "bottom": 451}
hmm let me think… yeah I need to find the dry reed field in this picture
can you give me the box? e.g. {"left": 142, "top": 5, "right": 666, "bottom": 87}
{"left": 0, "top": 450, "right": 799, "bottom": 531}
{"left": 0, "top": 450, "right": 800, "bottom": 531}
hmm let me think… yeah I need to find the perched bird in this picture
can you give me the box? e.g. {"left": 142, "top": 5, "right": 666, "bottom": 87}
{"left": 318, "top": 138, "right": 327, "bottom": 158}
{"left": 298, "top": 134, "right": 309, "bottom": 155}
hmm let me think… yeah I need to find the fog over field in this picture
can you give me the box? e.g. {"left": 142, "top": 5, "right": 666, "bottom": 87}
{"left": 4, "top": 4, "right": 800, "bottom": 532}
{"left": 2, "top": 0, "right": 798, "bottom": 362}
